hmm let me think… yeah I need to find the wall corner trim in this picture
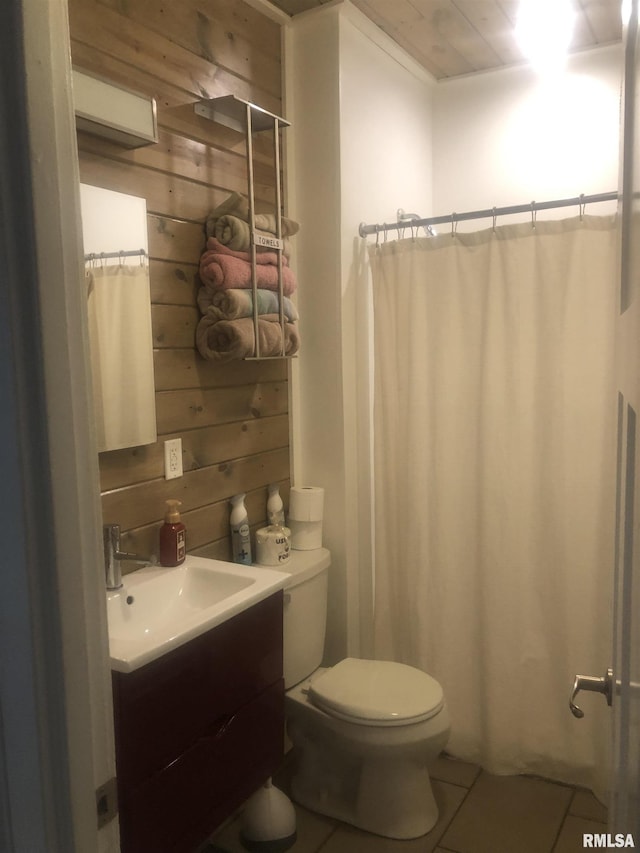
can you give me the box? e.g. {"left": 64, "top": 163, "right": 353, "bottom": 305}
{"left": 242, "top": 0, "right": 291, "bottom": 25}
{"left": 338, "top": 0, "right": 437, "bottom": 86}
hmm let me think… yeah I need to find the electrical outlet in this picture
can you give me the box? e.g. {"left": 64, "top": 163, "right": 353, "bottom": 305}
{"left": 164, "top": 438, "right": 183, "bottom": 480}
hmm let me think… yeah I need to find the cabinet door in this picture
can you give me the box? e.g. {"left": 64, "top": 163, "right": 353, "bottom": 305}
{"left": 112, "top": 592, "right": 283, "bottom": 787}
{"left": 119, "top": 680, "right": 284, "bottom": 853}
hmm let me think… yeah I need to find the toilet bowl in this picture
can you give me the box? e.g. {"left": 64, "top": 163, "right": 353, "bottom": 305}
{"left": 279, "top": 549, "right": 450, "bottom": 839}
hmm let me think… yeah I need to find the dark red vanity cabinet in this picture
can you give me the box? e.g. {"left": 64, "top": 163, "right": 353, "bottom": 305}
{"left": 112, "top": 591, "right": 284, "bottom": 853}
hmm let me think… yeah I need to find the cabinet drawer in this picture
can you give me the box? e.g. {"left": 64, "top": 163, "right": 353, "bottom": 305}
{"left": 113, "top": 592, "right": 283, "bottom": 787}
{"left": 118, "top": 680, "right": 284, "bottom": 853}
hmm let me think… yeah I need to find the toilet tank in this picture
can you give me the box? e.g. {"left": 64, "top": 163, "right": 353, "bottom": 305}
{"left": 282, "top": 548, "right": 331, "bottom": 689}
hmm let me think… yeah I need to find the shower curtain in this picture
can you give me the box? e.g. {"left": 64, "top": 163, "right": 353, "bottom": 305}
{"left": 370, "top": 215, "right": 617, "bottom": 795}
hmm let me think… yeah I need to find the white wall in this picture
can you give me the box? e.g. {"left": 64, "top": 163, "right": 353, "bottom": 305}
{"left": 433, "top": 45, "right": 622, "bottom": 228}
{"left": 337, "top": 8, "right": 434, "bottom": 658}
{"left": 287, "top": 5, "right": 345, "bottom": 664}
{"left": 337, "top": 9, "right": 434, "bottom": 241}
{"left": 287, "top": 0, "right": 434, "bottom": 662}
{"left": 288, "top": 3, "right": 622, "bottom": 666}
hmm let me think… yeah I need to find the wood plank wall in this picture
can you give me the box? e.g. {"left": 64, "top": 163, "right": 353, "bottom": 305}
{"left": 68, "top": 0, "right": 291, "bottom": 567}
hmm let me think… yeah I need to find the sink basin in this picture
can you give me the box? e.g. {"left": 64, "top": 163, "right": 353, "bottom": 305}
{"left": 107, "top": 555, "right": 289, "bottom": 672}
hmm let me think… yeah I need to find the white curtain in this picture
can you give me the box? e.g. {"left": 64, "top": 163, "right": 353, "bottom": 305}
{"left": 370, "top": 215, "right": 618, "bottom": 795}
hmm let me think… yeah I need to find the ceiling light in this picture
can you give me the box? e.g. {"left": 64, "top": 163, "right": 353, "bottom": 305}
{"left": 515, "top": 0, "right": 576, "bottom": 74}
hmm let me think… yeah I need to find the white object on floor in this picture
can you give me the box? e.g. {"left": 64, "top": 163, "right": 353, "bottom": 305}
{"left": 240, "top": 779, "right": 296, "bottom": 852}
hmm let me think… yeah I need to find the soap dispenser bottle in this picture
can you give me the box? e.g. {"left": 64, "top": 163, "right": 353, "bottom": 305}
{"left": 230, "top": 493, "right": 252, "bottom": 565}
{"left": 267, "top": 483, "right": 285, "bottom": 526}
{"left": 159, "top": 499, "right": 186, "bottom": 567}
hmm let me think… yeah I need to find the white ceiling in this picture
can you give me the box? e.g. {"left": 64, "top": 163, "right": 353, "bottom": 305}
{"left": 267, "top": 0, "right": 623, "bottom": 79}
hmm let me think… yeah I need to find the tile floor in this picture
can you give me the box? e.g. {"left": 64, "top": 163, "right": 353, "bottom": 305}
{"left": 207, "top": 754, "right": 608, "bottom": 853}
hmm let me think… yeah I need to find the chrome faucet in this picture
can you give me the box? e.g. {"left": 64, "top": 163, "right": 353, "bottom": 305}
{"left": 103, "top": 524, "right": 152, "bottom": 590}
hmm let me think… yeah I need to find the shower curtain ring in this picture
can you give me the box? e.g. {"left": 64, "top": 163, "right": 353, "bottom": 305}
{"left": 375, "top": 224, "right": 380, "bottom": 248}
{"left": 492, "top": 207, "right": 497, "bottom": 232}
{"left": 383, "top": 225, "right": 388, "bottom": 243}
{"left": 530, "top": 201, "right": 537, "bottom": 229}
{"left": 579, "top": 193, "right": 586, "bottom": 220}
{"left": 451, "top": 213, "right": 458, "bottom": 237}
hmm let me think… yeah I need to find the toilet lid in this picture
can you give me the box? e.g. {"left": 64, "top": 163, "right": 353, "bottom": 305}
{"left": 308, "top": 658, "right": 444, "bottom": 727}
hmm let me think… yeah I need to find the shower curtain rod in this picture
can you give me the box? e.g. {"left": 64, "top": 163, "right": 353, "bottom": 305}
{"left": 358, "top": 191, "right": 618, "bottom": 238}
{"left": 84, "top": 248, "right": 147, "bottom": 261}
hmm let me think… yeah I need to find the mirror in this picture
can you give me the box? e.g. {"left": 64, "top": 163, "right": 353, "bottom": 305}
{"left": 80, "top": 184, "right": 157, "bottom": 452}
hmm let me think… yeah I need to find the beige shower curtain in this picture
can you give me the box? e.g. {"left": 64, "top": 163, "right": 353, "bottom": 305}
{"left": 370, "top": 215, "right": 617, "bottom": 794}
{"left": 87, "top": 263, "right": 157, "bottom": 452}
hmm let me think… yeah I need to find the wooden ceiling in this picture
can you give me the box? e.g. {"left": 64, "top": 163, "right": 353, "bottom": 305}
{"left": 269, "top": 0, "right": 623, "bottom": 79}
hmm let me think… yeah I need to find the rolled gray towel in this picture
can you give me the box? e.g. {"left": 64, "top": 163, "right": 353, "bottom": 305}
{"left": 196, "top": 313, "right": 300, "bottom": 362}
{"left": 197, "top": 287, "right": 299, "bottom": 322}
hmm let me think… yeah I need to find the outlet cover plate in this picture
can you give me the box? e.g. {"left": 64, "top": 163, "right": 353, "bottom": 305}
{"left": 164, "top": 438, "right": 183, "bottom": 480}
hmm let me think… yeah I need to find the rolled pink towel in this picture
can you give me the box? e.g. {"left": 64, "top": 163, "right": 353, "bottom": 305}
{"left": 199, "top": 247, "right": 297, "bottom": 295}
{"left": 196, "top": 313, "right": 300, "bottom": 362}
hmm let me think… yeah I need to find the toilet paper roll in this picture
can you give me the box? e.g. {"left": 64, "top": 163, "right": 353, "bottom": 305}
{"left": 256, "top": 525, "right": 291, "bottom": 566}
{"left": 289, "top": 519, "right": 322, "bottom": 550}
{"left": 288, "top": 486, "right": 325, "bottom": 522}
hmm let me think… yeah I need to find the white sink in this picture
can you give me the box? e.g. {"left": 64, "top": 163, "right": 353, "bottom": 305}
{"left": 107, "top": 555, "right": 289, "bottom": 673}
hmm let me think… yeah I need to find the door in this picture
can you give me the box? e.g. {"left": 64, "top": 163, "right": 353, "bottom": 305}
{"left": 569, "top": 0, "right": 640, "bottom": 834}
{"left": 611, "top": 0, "right": 640, "bottom": 834}
{"left": 1, "top": 0, "right": 122, "bottom": 850}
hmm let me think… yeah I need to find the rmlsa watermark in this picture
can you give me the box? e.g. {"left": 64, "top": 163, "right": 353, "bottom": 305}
{"left": 583, "top": 834, "right": 635, "bottom": 848}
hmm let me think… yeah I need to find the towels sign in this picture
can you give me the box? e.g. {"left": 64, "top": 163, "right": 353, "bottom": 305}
{"left": 253, "top": 232, "right": 284, "bottom": 251}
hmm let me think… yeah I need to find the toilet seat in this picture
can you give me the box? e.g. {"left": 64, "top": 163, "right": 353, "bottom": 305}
{"left": 308, "top": 658, "right": 444, "bottom": 727}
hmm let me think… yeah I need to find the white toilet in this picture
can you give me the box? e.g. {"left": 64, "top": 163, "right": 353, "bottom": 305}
{"left": 281, "top": 548, "right": 450, "bottom": 840}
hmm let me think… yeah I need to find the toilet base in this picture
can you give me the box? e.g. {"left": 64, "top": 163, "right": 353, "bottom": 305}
{"left": 289, "top": 740, "right": 440, "bottom": 840}
{"left": 285, "top": 666, "right": 450, "bottom": 840}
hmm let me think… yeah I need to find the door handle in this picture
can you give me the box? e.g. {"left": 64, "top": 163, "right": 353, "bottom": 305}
{"left": 569, "top": 668, "right": 613, "bottom": 718}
